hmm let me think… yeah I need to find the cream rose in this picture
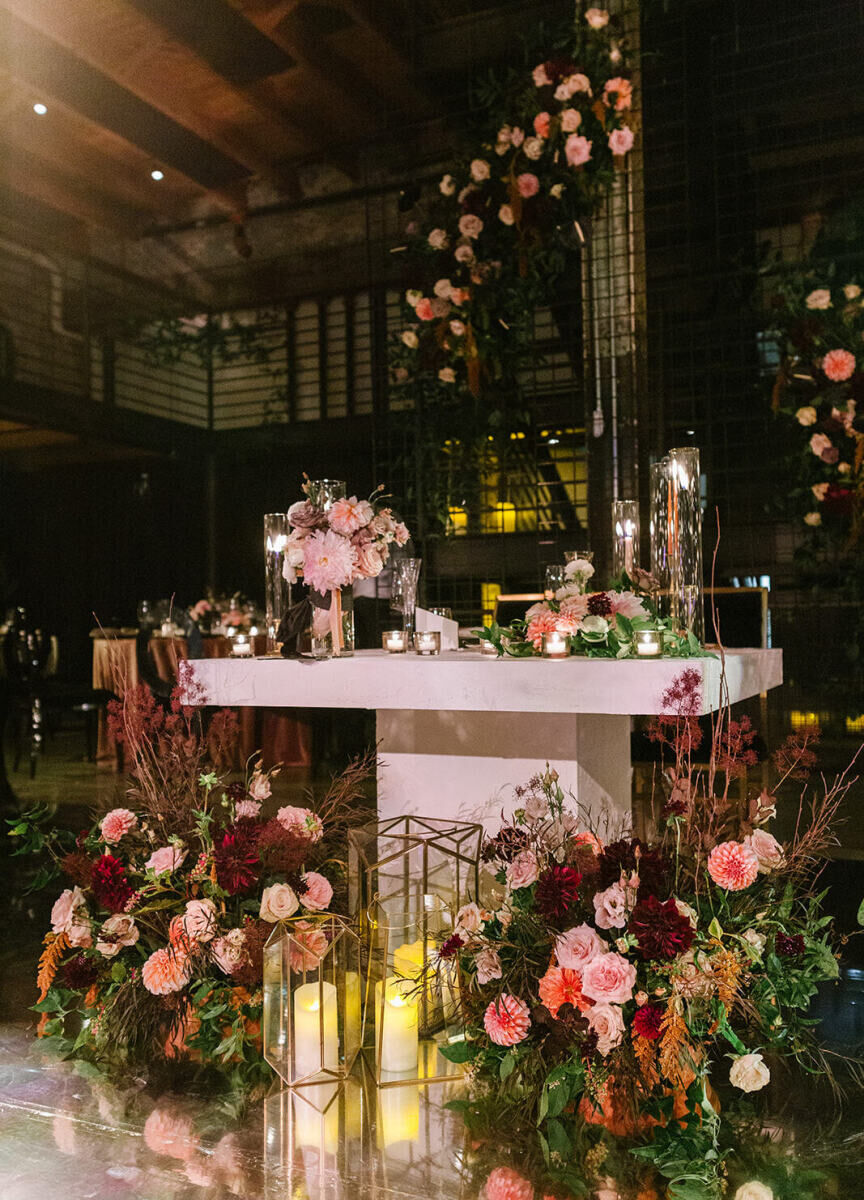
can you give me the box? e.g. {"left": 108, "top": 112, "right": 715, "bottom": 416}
{"left": 260, "top": 883, "right": 300, "bottom": 922}
{"left": 729, "top": 1052, "right": 770, "bottom": 1093}
{"left": 743, "top": 829, "right": 784, "bottom": 874}
{"left": 734, "top": 1182, "right": 774, "bottom": 1200}
{"left": 470, "top": 158, "right": 490, "bottom": 182}
{"left": 587, "top": 1002, "right": 624, "bottom": 1055}
{"left": 455, "top": 902, "right": 484, "bottom": 935}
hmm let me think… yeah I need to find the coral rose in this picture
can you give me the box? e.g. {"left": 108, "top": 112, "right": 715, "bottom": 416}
{"left": 823, "top": 348, "right": 856, "bottom": 382}
{"left": 301, "top": 871, "right": 333, "bottom": 912}
{"left": 708, "top": 841, "right": 759, "bottom": 891}
{"left": 260, "top": 882, "right": 299, "bottom": 922}
{"left": 100, "top": 808, "right": 137, "bottom": 844}
{"left": 538, "top": 966, "right": 590, "bottom": 1017}
{"left": 415, "top": 298, "right": 435, "bottom": 320}
{"left": 603, "top": 77, "right": 633, "bottom": 111}
{"left": 484, "top": 1166, "right": 534, "bottom": 1200}
{"left": 484, "top": 994, "right": 531, "bottom": 1046}
{"left": 729, "top": 1052, "right": 770, "bottom": 1093}
{"left": 580, "top": 951, "right": 636, "bottom": 1004}
{"left": 555, "top": 922, "right": 606, "bottom": 971}
{"left": 533, "top": 112, "right": 551, "bottom": 138}
{"left": 587, "top": 1002, "right": 625, "bottom": 1055}
{"left": 142, "top": 948, "right": 192, "bottom": 996}
{"left": 608, "top": 127, "right": 635, "bottom": 156}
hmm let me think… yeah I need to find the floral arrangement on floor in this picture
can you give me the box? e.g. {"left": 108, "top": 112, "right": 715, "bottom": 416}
{"left": 476, "top": 561, "right": 710, "bottom": 658}
{"left": 9, "top": 680, "right": 373, "bottom": 1090}
{"left": 440, "top": 669, "right": 850, "bottom": 1196}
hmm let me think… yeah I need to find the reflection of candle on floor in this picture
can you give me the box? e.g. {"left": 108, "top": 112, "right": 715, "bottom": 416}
{"left": 294, "top": 981, "right": 338, "bottom": 1079}
{"left": 377, "top": 1081, "right": 421, "bottom": 1149}
{"left": 292, "top": 1083, "right": 340, "bottom": 1153}
{"left": 376, "top": 976, "right": 418, "bottom": 1073}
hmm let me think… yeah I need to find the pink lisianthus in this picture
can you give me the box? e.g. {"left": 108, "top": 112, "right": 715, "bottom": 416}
{"left": 609, "top": 590, "right": 650, "bottom": 620}
{"left": 608, "top": 127, "right": 635, "bottom": 156}
{"left": 474, "top": 945, "right": 503, "bottom": 984}
{"left": 517, "top": 173, "right": 540, "bottom": 198}
{"left": 533, "top": 112, "right": 551, "bottom": 138}
{"left": 276, "top": 805, "right": 324, "bottom": 841}
{"left": 248, "top": 771, "right": 271, "bottom": 801}
{"left": 484, "top": 1166, "right": 534, "bottom": 1200}
{"left": 580, "top": 951, "right": 637, "bottom": 1004}
{"left": 592, "top": 881, "right": 630, "bottom": 929}
{"left": 415, "top": 298, "right": 435, "bottom": 320}
{"left": 603, "top": 77, "right": 633, "bottom": 111}
{"left": 301, "top": 871, "right": 333, "bottom": 911}
{"left": 742, "top": 829, "right": 784, "bottom": 874}
{"left": 555, "top": 922, "right": 606, "bottom": 971}
{"left": 303, "top": 529, "right": 357, "bottom": 594}
{"left": 211, "top": 928, "right": 248, "bottom": 976}
{"left": 100, "top": 808, "right": 137, "bottom": 844}
{"left": 146, "top": 845, "right": 187, "bottom": 876}
{"left": 587, "top": 1002, "right": 625, "bottom": 1055}
{"left": 142, "top": 947, "right": 192, "bottom": 996}
{"left": 483, "top": 994, "right": 531, "bottom": 1046}
{"left": 708, "top": 841, "right": 760, "bottom": 891}
{"left": 506, "top": 848, "right": 539, "bottom": 889}
{"left": 823, "top": 348, "right": 856, "bottom": 382}
{"left": 565, "top": 134, "right": 592, "bottom": 167}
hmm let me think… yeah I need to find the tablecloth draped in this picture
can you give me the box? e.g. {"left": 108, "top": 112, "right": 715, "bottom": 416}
{"left": 92, "top": 636, "right": 311, "bottom": 770}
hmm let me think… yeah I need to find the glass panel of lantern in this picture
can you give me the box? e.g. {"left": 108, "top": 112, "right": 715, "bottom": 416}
{"left": 263, "top": 915, "right": 362, "bottom": 1088}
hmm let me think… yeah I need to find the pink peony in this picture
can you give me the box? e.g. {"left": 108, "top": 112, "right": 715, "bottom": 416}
{"left": 329, "top": 496, "right": 374, "bottom": 535}
{"left": 96, "top": 913, "right": 139, "bottom": 958}
{"left": 538, "top": 966, "right": 590, "bottom": 1017}
{"left": 303, "top": 529, "right": 357, "bottom": 594}
{"left": 277, "top": 805, "right": 323, "bottom": 841}
{"left": 506, "top": 848, "right": 539, "bottom": 889}
{"left": 593, "top": 881, "right": 629, "bottom": 929}
{"left": 823, "top": 348, "right": 856, "bottom": 382}
{"left": 533, "top": 112, "right": 551, "bottom": 138}
{"left": 483, "top": 994, "right": 531, "bottom": 1046}
{"left": 609, "top": 590, "right": 650, "bottom": 620}
{"left": 587, "top": 1002, "right": 625, "bottom": 1055}
{"left": 580, "top": 951, "right": 637, "bottom": 1004}
{"left": 183, "top": 899, "right": 217, "bottom": 943}
{"left": 235, "top": 798, "right": 261, "bottom": 819}
{"left": 555, "top": 922, "right": 606, "bottom": 971}
{"left": 608, "top": 127, "right": 634, "bottom": 156}
{"left": 211, "top": 928, "right": 248, "bottom": 976}
{"left": 415, "top": 298, "right": 435, "bottom": 320}
{"left": 485, "top": 1167, "right": 534, "bottom": 1200}
{"left": 474, "top": 946, "right": 503, "bottom": 984}
{"left": 301, "top": 871, "right": 333, "bottom": 911}
{"left": 516, "top": 173, "right": 540, "bottom": 198}
{"left": 142, "top": 948, "right": 192, "bottom": 995}
{"left": 100, "top": 808, "right": 137, "bottom": 844}
{"left": 459, "top": 213, "right": 484, "bottom": 240}
{"left": 742, "top": 829, "right": 784, "bottom": 874}
{"left": 565, "top": 134, "right": 593, "bottom": 167}
{"left": 603, "top": 77, "right": 633, "bottom": 111}
{"left": 707, "top": 842, "right": 760, "bottom": 891}
{"left": 532, "top": 63, "right": 551, "bottom": 88}
{"left": 561, "top": 107, "right": 582, "bottom": 132}
{"left": 289, "top": 920, "right": 329, "bottom": 971}
{"left": 145, "top": 845, "right": 186, "bottom": 876}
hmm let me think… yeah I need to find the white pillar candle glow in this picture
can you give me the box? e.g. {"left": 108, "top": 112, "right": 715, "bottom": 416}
{"left": 376, "top": 975, "right": 419, "bottom": 1073}
{"left": 541, "top": 631, "right": 570, "bottom": 659}
{"left": 413, "top": 631, "right": 441, "bottom": 655}
{"left": 635, "top": 630, "right": 662, "bottom": 657}
{"left": 293, "top": 980, "right": 338, "bottom": 1079}
{"left": 231, "top": 634, "right": 252, "bottom": 657}
{"left": 382, "top": 630, "right": 409, "bottom": 653}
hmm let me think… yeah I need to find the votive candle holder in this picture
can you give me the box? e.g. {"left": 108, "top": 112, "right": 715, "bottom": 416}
{"left": 634, "top": 629, "right": 662, "bottom": 658}
{"left": 541, "top": 631, "right": 570, "bottom": 659}
{"left": 413, "top": 631, "right": 441, "bottom": 656}
{"left": 382, "top": 630, "right": 409, "bottom": 654}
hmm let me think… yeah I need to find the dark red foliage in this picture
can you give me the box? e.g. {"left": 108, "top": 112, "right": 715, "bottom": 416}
{"left": 662, "top": 796, "right": 688, "bottom": 818}
{"left": 535, "top": 865, "right": 582, "bottom": 920}
{"left": 628, "top": 894, "right": 695, "bottom": 961}
{"left": 231, "top": 917, "right": 271, "bottom": 987}
{"left": 822, "top": 484, "right": 854, "bottom": 517}
{"left": 716, "top": 715, "right": 760, "bottom": 778}
{"left": 541, "top": 56, "right": 577, "bottom": 84}
{"left": 61, "top": 851, "right": 95, "bottom": 888}
{"left": 775, "top": 932, "right": 805, "bottom": 958}
{"left": 63, "top": 955, "right": 100, "bottom": 991}
{"left": 482, "top": 824, "right": 529, "bottom": 864}
{"left": 773, "top": 727, "right": 819, "bottom": 780}
{"left": 107, "top": 684, "right": 171, "bottom": 746}
{"left": 598, "top": 838, "right": 669, "bottom": 897}
{"left": 225, "top": 781, "right": 248, "bottom": 803}
{"left": 91, "top": 854, "right": 134, "bottom": 913}
{"left": 632, "top": 1004, "right": 664, "bottom": 1040}
{"left": 587, "top": 591, "right": 613, "bottom": 617}
{"left": 214, "top": 823, "right": 260, "bottom": 895}
{"left": 439, "top": 933, "right": 464, "bottom": 959}
{"left": 256, "top": 819, "right": 309, "bottom": 877}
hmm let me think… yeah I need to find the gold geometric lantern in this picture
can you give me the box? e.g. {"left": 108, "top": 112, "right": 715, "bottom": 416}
{"left": 263, "top": 915, "right": 362, "bottom": 1088}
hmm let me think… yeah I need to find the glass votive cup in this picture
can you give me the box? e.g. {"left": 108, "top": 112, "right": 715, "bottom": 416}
{"left": 413, "top": 631, "right": 441, "bottom": 656}
{"left": 231, "top": 634, "right": 253, "bottom": 657}
{"left": 382, "top": 630, "right": 409, "bottom": 653}
{"left": 634, "top": 629, "right": 662, "bottom": 658}
{"left": 480, "top": 639, "right": 499, "bottom": 656}
{"left": 541, "top": 631, "right": 570, "bottom": 659}
{"left": 564, "top": 549, "right": 594, "bottom": 564}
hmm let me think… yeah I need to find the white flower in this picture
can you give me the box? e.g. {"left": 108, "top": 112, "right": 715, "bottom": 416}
{"left": 844, "top": 283, "right": 861, "bottom": 300}
{"left": 564, "top": 557, "right": 595, "bottom": 581}
{"left": 401, "top": 329, "right": 419, "bottom": 349}
{"left": 523, "top": 136, "right": 544, "bottom": 161}
{"left": 260, "top": 883, "right": 300, "bottom": 922}
{"left": 433, "top": 278, "right": 452, "bottom": 299}
{"left": 741, "top": 928, "right": 766, "bottom": 955}
{"left": 795, "top": 405, "right": 817, "bottom": 426}
{"left": 439, "top": 174, "right": 456, "bottom": 196}
{"left": 580, "top": 614, "right": 609, "bottom": 642}
{"left": 405, "top": 288, "right": 423, "bottom": 308}
{"left": 470, "top": 158, "right": 490, "bottom": 182}
{"left": 550, "top": 183, "right": 564, "bottom": 199}
{"left": 805, "top": 288, "right": 831, "bottom": 310}
{"left": 674, "top": 899, "right": 698, "bottom": 928}
{"left": 729, "top": 1052, "right": 770, "bottom": 1093}
{"left": 585, "top": 7, "right": 610, "bottom": 28}
{"left": 734, "top": 1182, "right": 774, "bottom": 1200}
{"left": 498, "top": 204, "right": 515, "bottom": 226}
{"left": 438, "top": 367, "right": 456, "bottom": 384}
{"left": 804, "top": 511, "right": 822, "bottom": 526}
{"left": 427, "top": 228, "right": 448, "bottom": 250}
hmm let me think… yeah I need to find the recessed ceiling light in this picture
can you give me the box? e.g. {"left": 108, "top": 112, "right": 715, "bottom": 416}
{"left": 33, "top": 103, "right": 47, "bottom": 115}
{"left": 150, "top": 169, "right": 164, "bottom": 181}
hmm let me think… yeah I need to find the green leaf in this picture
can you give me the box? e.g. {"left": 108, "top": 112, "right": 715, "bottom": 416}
{"left": 857, "top": 897, "right": 864, "bottom": 926}
{"left": 110, "top": 961, "right": 127, "bottom": 984}
{"left": 438, "top": 1038, "right": 475, "bottom": 1064}
{"left": 545, "top": 1118, "right": 571, "bottom": 1160}
{"left": 708, "top": 917, "right": 723, "bottom": 940}
{"left": 499, "top": 1052, "right": 516, "bottom": 1080}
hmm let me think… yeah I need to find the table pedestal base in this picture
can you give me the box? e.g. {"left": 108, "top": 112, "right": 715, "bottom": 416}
{"left": 376, "top": 710, "right": 633, "bottom": 832}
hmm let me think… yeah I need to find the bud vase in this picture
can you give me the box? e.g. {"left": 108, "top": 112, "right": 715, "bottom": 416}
{"left": 309, "top": 588, "right": 355, "bottom": 658}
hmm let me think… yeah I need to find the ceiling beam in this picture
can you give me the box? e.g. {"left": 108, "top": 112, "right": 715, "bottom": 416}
{"left": 334, "top": 0, "right": 431, "bottom": 117}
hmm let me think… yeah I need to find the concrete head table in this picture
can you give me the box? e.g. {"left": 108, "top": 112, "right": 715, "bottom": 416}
{"left": 185, "top": 648, "right": 782, "bottom": 829}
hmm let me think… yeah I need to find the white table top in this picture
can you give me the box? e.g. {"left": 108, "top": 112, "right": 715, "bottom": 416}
{"left": 184, "top": 647, "right": 782, "bottom": 717}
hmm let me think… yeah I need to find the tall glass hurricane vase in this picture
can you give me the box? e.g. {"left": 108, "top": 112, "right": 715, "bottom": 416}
{"left": 666, "top": 448, "right": 704, "bottom": 643}
{"left": 264, "top": 513, "right": 290, "bottom": 653}
{"left": 392, "top": 559, "right": 421, "bottom": 640}
{"left": 611, "top": 500, "right": 640, "bottom": 578}
{"left": 306, "top": 479, "right": 347, "bottom": 512}
{"left": 649, "top": 459, "right": 670, "bottom": 617}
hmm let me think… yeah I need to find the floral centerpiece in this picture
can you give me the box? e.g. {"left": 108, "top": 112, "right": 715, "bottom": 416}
{"left": 440, "top": 670, "right": 847, "bottom": 1194}
{"left": 10, "top": 679, "right": 373, "bottom": 1089}
{"left": 280, "top": 478, "right": 409, "bottom": 655}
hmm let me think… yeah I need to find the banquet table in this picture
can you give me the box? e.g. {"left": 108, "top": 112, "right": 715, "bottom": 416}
{"left": 184, "top": 647, "right": 782, "bottom": 827}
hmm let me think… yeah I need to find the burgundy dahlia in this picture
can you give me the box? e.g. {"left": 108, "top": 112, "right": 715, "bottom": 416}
{"left": 628, "top": 894, "right": 694, "bottom": 960}
{"left": 587, "top": 591, "right": 613, "bottom": 617}
{"left": 535, "top": 865, "right": 582, "bottom": 920}
{"left": 438, "top": 933, "right": 464, "bottom": 960}
{"left": 598, "top": 838, "right": 669, "bottom": 897}
{"left": 91, "top": 854, "right": 133, "bottom": 913}
{"left": 224, "top": 781, "right": 248, "bottom": 803}
{"left": 632, "top": 1004, "right": 664, "bottom": 1040}
{"left": 214, "top": 823, "right": 260, "bottom": 895}
{"left": 62, "top": 955, "right": 100, "bottom": 992}
{"left": 775, "top": 932, "right": 805, "bottom": 958}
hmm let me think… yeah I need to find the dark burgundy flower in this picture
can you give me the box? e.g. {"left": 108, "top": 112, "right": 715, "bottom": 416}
{"left": 628, "top": 894, "right": 694, "bottom": 960}
{"left": 482, "top": 825, "right": 529, "bottom": 864}
{"left": 61, "top": 851, "right": 95, "bottom": 889}
{"left": 542, "top": 56, "right": 577, "bottom": 85}
{"left": 632, "top": 1004, "right": 664, "bottom": 1040}
{"left": 535, "top": 865, "right": 582, "bottom": 920}
{"left": 225, "top": 781, "right": 248, "bottom": 803}
{"left": 587, "top": 591, "right": 613, "bottom": 617}
{"left": 775, "top": 932, "right": 805, "bottom": 958}
{"left": 662, "top": 797, "right": 688, "bottom": 818}
{"left": 822, "top": 484, "right": 854, "bottom": 518}
{"left": 63, "top": 955, "right": 100, "bottom": 991}
{"left": 598, "top": 838, "right": 669, "bottom": 897}
{"left": 91, "top": 854, "right": 133, "bottom": 913}
{"left": 214, "top": 823, "right": 260, "bottom": 895}
{"left": 256, "top": 819, "right": 308, "bottom": 876}
{"left": 231, "top": 917, "right": 271, "bottom": 988}
{"left": 438, "top": 933, "right": 464, "bottom": 959}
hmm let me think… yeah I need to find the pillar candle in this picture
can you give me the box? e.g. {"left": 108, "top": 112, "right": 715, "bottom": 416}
{"left": 376, "top": 976, "right": 419, "bottom": 1073}
{"left": 293, "top": 981, "right": 338, "bottom": 1079}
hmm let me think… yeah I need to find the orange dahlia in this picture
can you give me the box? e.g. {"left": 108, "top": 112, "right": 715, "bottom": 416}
{"left": 537, "top": 966, "right": 591, "bottom": 1017}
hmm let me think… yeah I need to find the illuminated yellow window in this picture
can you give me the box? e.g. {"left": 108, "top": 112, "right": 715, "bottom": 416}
{"left": 846, "top": 715, "right": 864, "bottom": 734}
{"left": 789, "top": 710, "right": 819, "bottom": 730}
{"left": 447, "top": 506, "right": 468, "bottom": 536}
{"left": 482, "top": 502, "right": 516, "bottom": 534}
{"left": 481, "top": 583, "right": 501, "bottom": 627}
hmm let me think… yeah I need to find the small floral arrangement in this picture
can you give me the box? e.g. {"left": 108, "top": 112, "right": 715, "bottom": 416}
{"left": 10, "top": 679, "right": 372, "bottom": 1088}
{"left": 476, "top": 565, "right": 710, "bottom": 658}
{"left": 441, "top": 670, "right": 848, "bottom": 1194}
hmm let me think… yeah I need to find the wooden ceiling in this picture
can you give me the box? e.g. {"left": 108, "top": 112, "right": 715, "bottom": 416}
{"left": 0, "top": 0, "right": 431, "bottom": 237}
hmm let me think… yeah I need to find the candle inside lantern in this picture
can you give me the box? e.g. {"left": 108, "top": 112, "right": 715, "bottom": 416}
{"left": 541, "top": 631, "right": 570, "bottom": 659}
{"left": 293, "top": 981, "right": 339, "bottom": 1079}
{"left": 231, "top": 633, "right": 252, "bottom": 657}
{"left": 382, "top": 630, "right": 408, "bottom": 653}
{"left": 635, "top": 630, "right": 662, "bottom": 657}
{"left": 413, "top": 631, "right": 441, "bottom": 656}
{"left": 376, "top": 975, "right": 419, "bottom": 1073}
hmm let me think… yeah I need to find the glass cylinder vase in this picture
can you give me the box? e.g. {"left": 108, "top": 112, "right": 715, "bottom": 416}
{"left": 265, "top": 512, "right": 290, "bottom": 653}
{"left": 308, "top": 588, "right": 355, "bottom": 658}
{"left": 611, "top": 500, "right": 640, "bottom": 578}
{"left": 306, "top": 479, "right": 346, "bottom": 512}
{"left": 662, "top": 448, "right": 703, "bottom": 643}
{"left": 391, "top": 558, "right": 421, "bottom": 639}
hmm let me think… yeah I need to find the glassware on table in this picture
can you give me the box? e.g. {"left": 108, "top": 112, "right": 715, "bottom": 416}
{"left": 305, "top": 479, "right": 346, "bottom": 512}
{"left": 264, "top": 512, "right": 290, "bottom": 653}
{"left": 136, "top": 600, "right": 152, "bottom": 627}
{"left": 563, "top": 549, "right": 593, "bottom": 564}
{"left": 561, "top": 549, "right": 594, "bottom": 595}
{"left": 543, "top": 564, "right": 566, "bottom": 599}
{"left": 391, "top": 558, "right": 422, "bottom": 639}
{"left": 308, "top": 590, "right": 355, "bottom": 659}
{"left": 426, "top": 606, "right": 453, "bottom": 621}
{"left": 651, "top": 449, "right": 704, "bottom": 643}
{"left": 612, "top": 499, "right": 640, "bottom": 578}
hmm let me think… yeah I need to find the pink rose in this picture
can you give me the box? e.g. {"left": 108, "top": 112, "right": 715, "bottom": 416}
{"left": 67, "top": 914, "right": 93, "bottom": 949}
{"left": 146, "top": 845, "right": 187, "bottom": 876}
{"left": 809, "top": 432, "right": 832, "bottom": 457}
{"left": 144, "top": 1107, "right": 198, "bottom": 1160}
{"left": 260, "top": 882, "right": 300, "bottom": 922}
{"left": 587, "top": 1002, "right": 625, "bottom": 1055}
{"left": 823, "top": 348, "right": 856, "bottom": 382}
{"left": 287, "top": 500, "right": 324, "bottom": 529}
{"left": 415, "top": 298, "right": 435, "bottom": 321}
{"left": 96, "top": 913, "right": 139, "bottom": 958}
{"left": 742, "top": 829, "right": 784, "bottom": 874}
{"left": 510, "top": 127, "right": 525, "bottom": 147}
{"left": 603, "top": 77, "right": 633, "bottom": 111}
{"left": 592, "top": 881, "right": 629, "bottom": 929}
{"left": 289, "top": 920, "right": 329, "bottom": 971}
{"left": 51, "top": 886, "right": 86, "bottom": 934}
{"left": 353, "top": 538, "right": 385, "bottom": 580}
{"left": 532, "top": 63, "right": 551, "bottom": 88}
{"left": 183, "top": 899, "right": 217, "bottom": 943}
{"left": 100, "top": 808, "right": 137, "bottom": 844}
{"left": 211, "top": 928, "right": 248, "bottom": 976}
{"left": 459, "top": 214, "right": 484, "bottom": 240}
{"left": 474, "top": 946, "right": 502, "bottom": 984}
{"left": 393, "top": 522, "right": 410, "bottom": 546}
{"left": 555, "top": 923, "right": 606, "bottom": 971}
{"left": 455, "top": 902, "right": 484, "bottom": 934}
{"left": 301, "top": 871, "right": 333, "bottom": 912}
{"left": 427, "top": 228, "right": 448, "bottom": 249}
{"left": 608, "top": 127, "right": 634, "bottom": 156}
{"left": 506, "top": 848, "right": 539, "bottom": 889}
{"left": 565, "top": 135, "right": 592, "bottom": 167}
{"left": 276, "top": 805, "right": 324, "bottom": 841}
{"left": 329, "top": 496, "right": 374, "bottom": 535}
{"left": 560, "top": 107, "right": 582, "bottom": 132}
{"left": 581, "top": 951, "right": 637, "bottom": 1004}
{"left": 516, "top": 173, "right": 540, "bottom": 198}
{"left": 533, "top": 112, "right": 551, "bottom": 139}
